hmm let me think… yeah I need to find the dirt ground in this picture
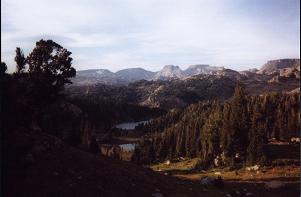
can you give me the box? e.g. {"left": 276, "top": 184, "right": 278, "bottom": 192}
{"left": 175, "top": 173, "right": 300, "bottom": 197}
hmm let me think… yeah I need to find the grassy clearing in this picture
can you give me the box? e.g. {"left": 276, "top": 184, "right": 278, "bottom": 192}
{"left": 176, "top": 166, "right": 300, "bottom": 182}
{"left": 149, "top": 158, "right": 300, "bottom": 197}
{"left": 150, "top": 158, "right": 300, "bottom": 181}
{"left": 150, "top": 158, "right": 199, "bottom": 172}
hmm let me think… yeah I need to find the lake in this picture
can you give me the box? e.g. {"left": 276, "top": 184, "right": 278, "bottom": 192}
{"left": 114, "top": 120, "right": 150, "bottom": 130}
{"left": 119, "top": 143, "right": 136, "bottom": 151}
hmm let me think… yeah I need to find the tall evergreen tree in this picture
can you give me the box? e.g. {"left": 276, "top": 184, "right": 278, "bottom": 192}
{"left": 247, "top": 101, "right": 266, "bottom": 165}
{"left": 15, "top": 47, "right": 26, "bottom": 73}
{"left": 221, "top": 85, "right": 249, "bottom": 165}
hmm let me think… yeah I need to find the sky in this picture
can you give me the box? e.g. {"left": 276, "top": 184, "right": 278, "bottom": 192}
{"left": 1, "top": 0, "right": 300, "bottom": 73}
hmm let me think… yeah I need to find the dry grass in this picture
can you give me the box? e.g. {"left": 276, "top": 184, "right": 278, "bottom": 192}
{"left": 176, "top": 166, "right": 300, "bottom": 182}
{"left": 150, "top": 158, "right": 300, "bottom": 182}
{"left": 150, "top": 158, "right": 199, "bottom": 172}
{"left": 149, "top": 159, "right": 300, "bottom": 197}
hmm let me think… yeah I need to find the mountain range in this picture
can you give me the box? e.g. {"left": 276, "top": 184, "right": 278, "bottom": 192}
{"left": 67, "top": 59, "right": 300, "bottom": 109}
{"left": 73, "top": 59, "right": 299, "bottom": 86}
{"left": 73, "top": 64, "right": 226, "bottom": 85}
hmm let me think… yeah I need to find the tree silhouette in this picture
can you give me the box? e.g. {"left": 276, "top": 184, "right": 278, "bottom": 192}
{"left": 26, "top": 39, "right": 76, "bottom": 100}
{"left": 27, "top": 39, "right": 76, "bottom": 88}
{"left": 0, "top": 62, "right": 8, "bottom": 77}
{"left": 15, "top": 47, "right": 26, "bottom": 73}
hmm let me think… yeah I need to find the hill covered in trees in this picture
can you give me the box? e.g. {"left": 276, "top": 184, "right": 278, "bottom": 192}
{"left": 133, "top": 86, "right": 300, "bottom": 167}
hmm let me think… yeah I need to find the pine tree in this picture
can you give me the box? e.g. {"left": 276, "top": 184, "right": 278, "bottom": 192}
{"left": 15, "top": 47, "right": 26, "bottom": 73}
{"left": 247, "top": 101, "right": 266, "bottom": 165}
{"left": 226, "top": 85, "right": 250, "bottom": 166}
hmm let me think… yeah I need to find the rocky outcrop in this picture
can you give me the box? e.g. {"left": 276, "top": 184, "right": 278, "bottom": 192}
{"left": 153, "top": 65, "right": 185, "bottom": 80}
{"left": 257, "top": 59, "right": 300, "bottom": 75}
{"left": 210, "top": 68, "right": 240, "bottom": 79}
{"left": 184, "top": 64, "right": 221, "bottom": 76}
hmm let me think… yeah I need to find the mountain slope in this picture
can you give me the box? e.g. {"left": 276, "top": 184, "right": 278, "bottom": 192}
{"left": 257, "top": 59, "right": 300, "bottom": 75}
{"left": 74, "top": 68, "right": 156, "bottom": 85}
{"left": 67, "top": 59, "right": 300, "bottom": 109}
{"left": 67, "top": 74, "right": 238, "bottom": 110}
{"left": 184, "top": 64, "right": 222, "bottom": 76}
{"left": 73, "top": 69, "right": 124, "bottom": 85}
{"left": 3, "top": 128, "right": 221, "bottom": 197}
{"left": 115, "top": 68, "right": 156, "bottom": 81}
{"left": 153, "top": 65, "right": 185, "bottom": 80}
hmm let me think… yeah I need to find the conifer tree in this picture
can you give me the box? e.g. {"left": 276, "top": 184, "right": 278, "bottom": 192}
{"left": 15, "top": 47, "right": 26, "bottom": 73}
{"left": 224, "top": 85, "right": 249, "bottom": 165}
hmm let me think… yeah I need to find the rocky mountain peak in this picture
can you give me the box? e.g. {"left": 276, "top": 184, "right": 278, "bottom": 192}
{"left": 257, "top": 59, "right": 300, "bottom": 75}
{"left": 153, "top": 65, "right": 184, "bottom": 80}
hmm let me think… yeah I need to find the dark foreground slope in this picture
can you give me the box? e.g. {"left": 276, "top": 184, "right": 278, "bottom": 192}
{"left": 2, "top": 127, "right": 223, "bottom": 197}
{"left": 3, "top": 127, "right": 300, "bottom": 197}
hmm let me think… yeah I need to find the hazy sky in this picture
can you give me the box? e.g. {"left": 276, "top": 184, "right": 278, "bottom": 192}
{"left": 1, "top": 0, "right": 300, "bottom": 72}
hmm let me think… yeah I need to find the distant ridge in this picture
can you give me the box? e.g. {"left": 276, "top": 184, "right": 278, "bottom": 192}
{"left": 73, "top": 59, "right": 300, "bottom": 85}
{"left": 74, "top": 64, "right": 224, "bottom": 85}
{"left": 257, "top": 59, "right": 300, "bottom": 75}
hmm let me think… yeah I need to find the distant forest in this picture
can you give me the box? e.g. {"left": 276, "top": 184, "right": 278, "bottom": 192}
{"left": 69, "top": 95, "right": 164, "bottom": 129}
{"left": 133, "top": 86, "right": 300, "bottom": 167}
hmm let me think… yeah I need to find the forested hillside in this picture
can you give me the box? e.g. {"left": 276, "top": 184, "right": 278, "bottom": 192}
{"left": 69, "top": 95, "right": 164, "bottom": 130}
{"left": 133, "top": 86, "right": 300, "bottom": 167}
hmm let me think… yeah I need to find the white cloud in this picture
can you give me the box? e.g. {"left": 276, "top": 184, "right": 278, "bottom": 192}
{"left": 1, "top": 0, "right": 300, "bottom": 72}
